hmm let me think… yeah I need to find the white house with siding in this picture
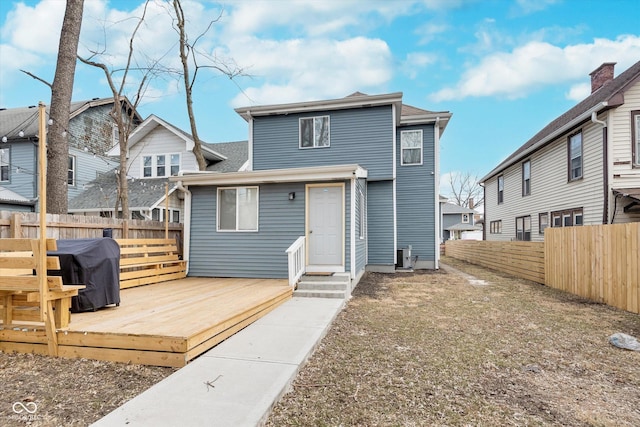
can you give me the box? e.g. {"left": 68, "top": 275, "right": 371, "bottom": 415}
{"left": 481, "top": 61, "right": 640, "bottom": 242}
{"left": 70, "top": 115, "right": 247, "bottom": 221}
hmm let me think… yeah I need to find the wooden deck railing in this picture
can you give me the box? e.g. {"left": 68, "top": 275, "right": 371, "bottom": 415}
{"left": 286, "top": 236, "right": 306, "bottom": 287}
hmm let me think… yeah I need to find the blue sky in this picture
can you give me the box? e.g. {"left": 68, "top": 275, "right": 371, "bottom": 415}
{"left": 1, "top": 0, "right": 639, "bottom": 196}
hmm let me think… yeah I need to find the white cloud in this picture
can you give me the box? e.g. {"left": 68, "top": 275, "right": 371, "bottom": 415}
{"left": 1, "top": 0, "right": 66, "bottom": 54}
{"left": 402, "top": 52, "right": 438, "bottom": 79}
{"left": 228, "top": 36, "right": 393, "bottom": 107}
{"left": 430, "top": 35, "right": 640, "bottom": 101}
{"left": 565, "top": 83, "right": 590, "bottom": 102}
{"left": 415, "top": 21, "right": 449, "bottom": 45}
{"left": 514, "top": 0, "right": 560, "bottom": 15}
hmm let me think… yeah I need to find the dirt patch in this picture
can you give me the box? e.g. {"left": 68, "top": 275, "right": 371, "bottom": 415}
{"left": 267, "top": 257, "right": 640, "bottom": 426}
{"left": 1, "top": 257, "right": 639, "bottom": 426}
{"left": 0, "top": 353, "right": 174, "bottom": 426}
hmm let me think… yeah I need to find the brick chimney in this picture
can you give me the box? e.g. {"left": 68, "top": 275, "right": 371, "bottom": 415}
{"left": 468, "top": 198, "right": 474, "bottom": 209}
{"left": 589, "top": 62, "right": 616, "bottom": 93}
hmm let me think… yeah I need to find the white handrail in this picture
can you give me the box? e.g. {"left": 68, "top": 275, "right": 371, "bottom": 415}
{"left": 285, "top": 236, "right": 306, "bottom": 287}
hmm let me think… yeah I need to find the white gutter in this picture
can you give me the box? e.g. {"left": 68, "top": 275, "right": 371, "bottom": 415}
{"left": 175, "top": 170, "right": 192, "bottom": 274}
{"left": 434, "top": 117, "right": 441, "bottom": 270}
{"left": 481, "top": 102, "right": 608, "bottom": 182}
{"left": 247, "top": 110, "right": 253, "bottom": 171}
{"left": 392, "top": 103, "right": 397, "bottom": 266}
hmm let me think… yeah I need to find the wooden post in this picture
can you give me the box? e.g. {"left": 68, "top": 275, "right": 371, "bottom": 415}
{"left": 10, "top": 213, "right": 21, "bottom": 238}
{"left": 38, "top": 101, "right": 58, "bottom": 356}
{"left": 123, "top": 220, "right": 129, "bottom": 239}
{"left": 165, "top": 183, "right": 169, "bottom": 239}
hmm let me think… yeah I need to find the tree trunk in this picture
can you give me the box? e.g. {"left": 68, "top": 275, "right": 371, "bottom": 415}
{"left": 47, "top": 0, "right": 84, "bottom": 214}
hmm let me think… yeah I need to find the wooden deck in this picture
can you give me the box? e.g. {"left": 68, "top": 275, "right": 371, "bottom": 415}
{"left": 0, "top": 277, "right": 292, "bottom": 367}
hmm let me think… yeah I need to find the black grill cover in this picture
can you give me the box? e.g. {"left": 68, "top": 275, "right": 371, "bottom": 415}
{"left": 49, "top": 238, "right": 120, "bottom": 313}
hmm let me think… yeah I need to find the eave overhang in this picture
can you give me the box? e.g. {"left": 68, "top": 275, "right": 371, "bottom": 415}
{"left": 170, "top": 164, "right": 368, "bottom": 186}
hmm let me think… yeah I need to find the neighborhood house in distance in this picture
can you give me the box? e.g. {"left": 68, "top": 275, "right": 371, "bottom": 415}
{"left": 0, "top": 98, "right": 132, "bottom": 211}
{"left": 482, "top": 61, "right": 640, "bottom": 241}
{"left": 171, "top": 92, "right": 452, "bottom": 289}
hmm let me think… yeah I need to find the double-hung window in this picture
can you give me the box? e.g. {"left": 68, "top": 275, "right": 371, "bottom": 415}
{"left": 142, "top": 154, "right": 181, "bottom": 178}
{"left": 539, "top": 212, "right": 548, "bottom": 234}
{"left": 68, "top": 155, "right": 76, "bottom": 186}
{"left": 497, "top": 175, "right": 504, "bottom": 204}
{"left": 632, "top": 110, "right": 640, "bottom": 167}
{"left": 400, "top": 130, "right": 423, "bottom": 165}
{"left": 0, "top": 148, "right": 9, "bottom": 182}
{"left": 568, "top": 132, "right": 583, "bottom": 181}
{"left": 516, "top": 215, "right": 531, "bottom": 241}
{"left": 300, "top": 116, "right": 330, "bottom": 148}
{"left": 218, "top": 186, "right": 259, "bottom": 231}
{"left": 522, "top": 160, "right": 531, "bottom": 196}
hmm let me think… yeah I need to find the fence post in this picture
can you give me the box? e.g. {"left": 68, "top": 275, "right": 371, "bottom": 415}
{"left": 123, "top": 220, "right": 129, "bottom": 239}
{"left": 10, "top": 213, "right": 21, "bottom": 238}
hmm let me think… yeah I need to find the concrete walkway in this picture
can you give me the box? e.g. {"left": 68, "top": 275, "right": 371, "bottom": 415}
{"left": 92, "top": 297, "right": 345, "bottom": 427}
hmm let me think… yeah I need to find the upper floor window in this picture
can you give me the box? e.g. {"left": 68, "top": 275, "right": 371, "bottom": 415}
{"left": 218, "top": 186, "right": 259, "bottom": 232}
{"left": 68, "top": 155, "right": 76, "bottom": 186}
{"left": 300, "top": 116, "right": 330, "bottom": 148}
{"left": 112, "top": 124, "right": 119, "bottom": 146}
{"left": 632, "top": 110, "right": 640, "bottom": 166}
{"left": 568, "top": 131, "right": 582, "bottom": 181}
{"left": 462, "top": 213, "right": 470, "bottom": 223}
{"left": 0, "top": 148, "right": 9, "bottom": 182}
{"left": 400, "top": 130, "right": 423, "bottom": 165}
{"left": 516, "top": 215, "right": 531, "bottom": 241}
{"left": 142, "top": 153, "right": 181, "bottom": 178}
{"left": 522, "top": 160, "right": 531, "bottom": 196}
{"left": 497, "top": 175, "right": 504, "bottom": 204}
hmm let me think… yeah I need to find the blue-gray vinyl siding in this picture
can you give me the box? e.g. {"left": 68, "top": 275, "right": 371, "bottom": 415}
{"left": 188, "top": 180, "right": 352, "bottom": 278}
{"left": 68, "top": 148, "right": 119, "bottom": 200}
{"left": 366, "top": 180, "right": 394, "bottom": 265}
{"left": 396, "top": 124, "right": 436, "bottom": 263}
{"left": 0, "top": 202, "right": 33, "bottom": 212}
{"left": 355, "top": 178, "right": 367, "bottom": 274}
{"left": 1, "top": 142, "right": 38, "bottom": 200}
{"left": 252, "top": 106, "right": 394, "bottom": 180}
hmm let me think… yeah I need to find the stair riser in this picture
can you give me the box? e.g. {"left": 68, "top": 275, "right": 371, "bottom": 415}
{"left": 293, "top": 290, "right": 346, "bottom": 299}
{"left": 297, "top": 282, "right": 348, "bottom": 291}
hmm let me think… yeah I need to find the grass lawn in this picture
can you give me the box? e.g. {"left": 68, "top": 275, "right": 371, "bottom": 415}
{"left": 267, "top": 256, "right": 640, "bottom": 426}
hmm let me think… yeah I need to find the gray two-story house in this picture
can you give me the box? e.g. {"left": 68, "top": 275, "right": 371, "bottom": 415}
{"left": 172, "top": 92, "right": 451, "bottom": 288}
{"left": 0, "top": 98, "right": 139, "bottom": 211}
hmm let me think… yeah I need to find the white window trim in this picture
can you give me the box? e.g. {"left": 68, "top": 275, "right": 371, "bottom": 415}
{"left": 569, "top": 132, "right": 583, "bottom": 181}
{"left": 299, "top": 116, "right": 330, "bottom": 149}
{"left": 68, "top": 155, "right": 76, "bottom": 187}
{"left": 217, "top": 186, "right": 260, "bottom": 232}
{"left": 400, "top": 129, "right": 423, "bottom": 166}
{"left": 141, "top": 153, "right": 181, "bottom": 178}
{"left": 0, "top": 147, "right": 10, "bottom": 183}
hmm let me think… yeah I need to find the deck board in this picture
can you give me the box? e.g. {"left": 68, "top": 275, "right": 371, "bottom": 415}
{"left": 1, "top": 277, "right": 292, "bottom": 367}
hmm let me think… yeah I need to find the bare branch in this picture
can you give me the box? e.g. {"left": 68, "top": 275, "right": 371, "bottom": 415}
{"left": 20, "top": 70, "right": 52, "bottom": 88}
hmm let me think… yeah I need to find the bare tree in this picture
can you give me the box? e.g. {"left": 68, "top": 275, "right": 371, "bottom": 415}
{"left": 445, "top": 171, "right": 484, "bottom": 209}
{"left": 170, "top": 0, "right": 244, "bottom": 170}
{"left": 78, "top": 1, "right": 157, "bottom": 220}
{"left": 38, "top": 0, "right": 84, "bottom": 214}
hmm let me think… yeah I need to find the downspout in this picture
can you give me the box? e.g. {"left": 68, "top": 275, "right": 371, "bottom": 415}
{"left": 591, "top": 112, "right": 608, "bottom": 224}
{"left": 247, "top": 110, "right": 253, "bottom": 171}
{"left": 434, "top": 117, "right": 441, "bottom": 269}
{"left": 176, "top": 171, "right": 192, "bottom": 274}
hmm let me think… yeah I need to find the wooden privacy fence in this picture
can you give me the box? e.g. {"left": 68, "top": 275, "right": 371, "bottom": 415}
{"left": 545, "top": 223, "right": 639, "bottom": 315}
{"left": 0, "top": 211, "right": 183, "bottom": 255}
{"left": 444, "top": 240, "right": 545, "bottom": 283}
{"left": 445, "top": 223, "right": 639, "bottom": 315}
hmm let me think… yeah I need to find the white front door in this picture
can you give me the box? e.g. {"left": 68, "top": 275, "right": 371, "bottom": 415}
{"left": 307, "top": 184, "right": 344, "bottom": 272}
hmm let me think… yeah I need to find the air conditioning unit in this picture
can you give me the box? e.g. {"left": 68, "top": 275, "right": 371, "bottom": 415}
{"left": 402, "top": 245, "right": 414, "bottom": 269}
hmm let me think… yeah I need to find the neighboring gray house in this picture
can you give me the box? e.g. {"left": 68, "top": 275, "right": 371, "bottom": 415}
{"left": 70, "top": 114, "right": 247, "bottom": 221}
{"left": 0, "top": 97, "right": 138, "bottom": 211}
{"left": 440, "top": 202, "right": 480, "bottom": 241}
{"left": 481, "top": 61, "right": 640, "bottom": 242}
{"left": 172, "top": 92, "right": 452, "bottom": 286}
